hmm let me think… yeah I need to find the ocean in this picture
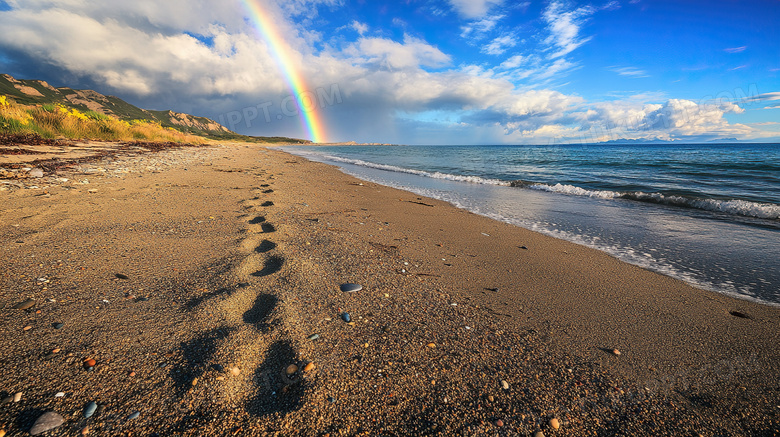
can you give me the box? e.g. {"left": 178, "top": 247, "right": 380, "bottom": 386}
{"left": 282, "top": 144, "right": 780, "bottom": 306}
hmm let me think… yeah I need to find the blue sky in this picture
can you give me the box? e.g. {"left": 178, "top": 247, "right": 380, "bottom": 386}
{"left": 0, "top": 0, "right": 778, "bottom": 144}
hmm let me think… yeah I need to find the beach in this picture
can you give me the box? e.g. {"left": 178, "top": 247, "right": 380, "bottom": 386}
{"left": 1, "top": 142, "right": 778, "bottom": 436}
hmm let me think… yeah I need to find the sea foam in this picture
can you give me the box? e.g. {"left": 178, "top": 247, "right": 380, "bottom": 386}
{"left": 323, "top": 154, "right": 780, "bottom": 220}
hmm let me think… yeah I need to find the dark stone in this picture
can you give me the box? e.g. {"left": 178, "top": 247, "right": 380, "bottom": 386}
{"left": 340, "top": 283, "right": 362, "bottom": 293}
{"left": 84, "top": 401, "right": 97, "bottom": 418}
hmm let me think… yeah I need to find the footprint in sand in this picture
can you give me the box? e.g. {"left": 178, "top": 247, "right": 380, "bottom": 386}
{"left": 242, "top": 294, "right": 278, "bottom": 332}
{"left": 183, "top": 286, "right": 236, "bottom": 310}
{"left": 247, "top": 340, "right": 304, "bottom": 416}
{"left": 170, "top": 326, "right": 236, "bottom": 397}
{"left": 262, "top": 189, "right": 274, "bottom": 194}
{"left": 248, "top": 216, "right": 266, "bottom": 224}
{"left": 251, "top": 255, "right": 284, "bottom": 277}
{"left": 255, "top": 240, "right": 277, "bottom": 253}
{"left": 261, "top": 201, "right": 274, "bottom": 207}
{"left": 260, "top": 223, "right": 276, "bottom": 233}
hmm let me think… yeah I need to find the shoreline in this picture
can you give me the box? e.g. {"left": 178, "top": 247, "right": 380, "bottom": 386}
{"left": 1, "top": 142, "right": 778, "bottom": 435}
{"left": 281, "top": 144, "right": 780, "bottom": 308}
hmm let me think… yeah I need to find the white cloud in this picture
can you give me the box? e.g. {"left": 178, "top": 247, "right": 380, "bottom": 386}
{"left": 460, "top": 14, "right": 504, "bottom": 38}
{"left": 345, "top": 35, "right": 451, "bottom": 70}
{"left": 609, "top": 66, "right": 650, "bottom": 78}
{"left": 351, "top": 20, "right": 368, "bottom": 35}
{"left": 391, "top": 17, "right": 407, "bottom": 28}
{"left": 543, "top": 1, "right": 595, "bottom": 59}
{"left": 724, "top": 46, "right": 747, "bottom": 53}
{"left": 448, "top": 0, "right": 504, "bottom": 19}
{"left": 571, "top": 98, "right": 753, "bottom": 143}
{"left": 746, "top": 92, "right": 780, "bottom": 102}
{"left": 499, "top": 55, "right": 526, "bottom": 69}
{"left": 0, "top": 0, "right": 766, "bottom": 144}
{"left": 482, "top": 33, "right": 517, "bottom": 55}
{"left": 0, "top": 7, "right": 287, "bottom": 96}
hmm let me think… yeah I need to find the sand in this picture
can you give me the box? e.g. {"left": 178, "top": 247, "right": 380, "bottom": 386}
{"left": 1, "top": 141, "right": 778, "bottom": 436}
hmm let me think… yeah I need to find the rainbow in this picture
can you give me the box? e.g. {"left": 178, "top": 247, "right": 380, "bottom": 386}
{"left": 241, "top": 0, "right": 326, "bottom": 143}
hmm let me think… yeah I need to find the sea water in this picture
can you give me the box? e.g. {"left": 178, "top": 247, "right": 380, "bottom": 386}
{"left": 282, "top": 144, "right": 780, "bottom": 306}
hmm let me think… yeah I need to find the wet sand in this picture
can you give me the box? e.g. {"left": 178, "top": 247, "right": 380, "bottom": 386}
{"left": 1, "top": 142, "right": 778, "bottom": 436}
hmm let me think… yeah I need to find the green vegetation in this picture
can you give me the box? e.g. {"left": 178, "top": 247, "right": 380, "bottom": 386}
{"left": 0, "top": 97, "right": 206, "bottom": 143}
{"left": 0, "top": 74, "right": 312, "bottom": 144}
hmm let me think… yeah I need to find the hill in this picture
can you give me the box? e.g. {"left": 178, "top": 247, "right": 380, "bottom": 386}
{"left": 0, "top": 74, "right": 309, "bottom": 144}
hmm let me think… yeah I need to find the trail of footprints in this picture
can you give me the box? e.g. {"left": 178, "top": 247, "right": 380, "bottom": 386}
{"left": 173, "top": 178, "right": 308, "bottom": 421}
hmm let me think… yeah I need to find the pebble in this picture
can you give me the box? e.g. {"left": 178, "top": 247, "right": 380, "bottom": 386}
{"left": 307, "top": 334, "right": 320, "bottom": 341}
{"left": 339, "top": 283, "right": 362, "bottom": 292}
{"left": 341, "top": 312, "right": 351, "bottom": 323}
{"left": 29, "top": 411, "right": 65, "bottom": 435}
{"left": 13, "top": 298, "right": 35, "bottom": 310}
{"left": 54, "top": 392, "right": 65, "bottom": 398}
{"left": 286, "top": 364, "right": 298, "bottom": 376}
{"left": 501, "top": 380, "right": 510, "bottom": 390}
{"left": 80, "top": 426, "right": 90, "bottom": 435}
{"left": 129, "top": 371, "right": 136, "bottom": 377}
{"left": 550, "top": 418, "right": 560, "bottom": 429}
{"left": 534, "top": 432, "right": 545, "bottom": 437}
{"left": 23, "top": 325, "right": 32, "bottom": 331}
{"left": 84, "top": 358, "right": 97, "bottom": 368}
{"left": 128, "top": 411, "right": 140, "bottom": 420}
{"left": 84, "top": 401, "right": 97, "bottom": 418}
{"left": 53, "top": 323, "right": 64, "bottom": 329}
{"left": 304, "top": 362, "right": 316, "bottom": 372}
{"left": 427, "top": 342, "right": 436, "bottom": 348}
{"left": 191, "top": 377, "right": 199, "bottom": 386}
{"left": 13, "top": 392, "right": 22, "bottom": 402}
{"left": 0, "top": 428, "right": 5, "bottom": 437}
{"left": 488, "top": 395, "right": 494, "bottom": 402}
{"left": 230, "top": 367, "right": 241, "bottom": 376}
{"left": 612, "top": 348, "right": 621, "bottom": 356}
{"left": 495, "top": 419, "right": 504, "bottom": 427}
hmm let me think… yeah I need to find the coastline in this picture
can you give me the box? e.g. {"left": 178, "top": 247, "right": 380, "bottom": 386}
{"left": 1, "top": 142, "right": 778, "bottom": 435}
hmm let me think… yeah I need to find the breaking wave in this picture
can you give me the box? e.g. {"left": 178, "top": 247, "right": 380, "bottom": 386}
{"left": 513, "top": 181, "right": 780, "bottom": 220}
{"left": 321, "top": 154, "right": 780, "bottom": 220}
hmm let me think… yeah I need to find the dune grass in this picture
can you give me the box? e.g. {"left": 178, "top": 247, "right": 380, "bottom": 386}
{"left": 0, "top": 95, "right": 206, "bottom": 143}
